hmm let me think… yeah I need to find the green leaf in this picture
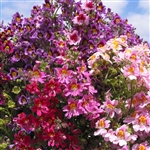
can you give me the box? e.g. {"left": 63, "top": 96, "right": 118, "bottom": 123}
{"left": 8, "top": 100, "right": 15, "bottom": 108}
{"left": 0, "top": 119, "right": 5, "bottom": 125}
{"left": 3, "top": 93, "right": 12, "bottom": 101}
{"left": 12, "top": 86, "right": 21, "bottom": 94}
{"left": 0, "top": 107, "right": 5, "bottom": 111}
{"left": 0, "top": 143, "right": 7, "bottom": 150}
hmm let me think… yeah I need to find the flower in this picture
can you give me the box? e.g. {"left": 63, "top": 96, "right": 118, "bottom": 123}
{"left": 132, "top": 112, "right": 150, "bottom": 133}
{"left": 113, "top": 125, "right": 135, "bottom": 147}
{"left": 72, "top": 11, "right": 89, "bottom": 25}
{"left": 82, "top": 0, "right": 95, "bottom": 11}
{"left": 94, "top": 118, "right": 110, "bottom": 136}
{"left": 8, "top": 67, "right": 19, "bottom": 80}
{"left": 18, "top": 95, "right": 28, "bottom": 105}
{"left": 121, "top": 64, "right": 139, "bottom": 80}
{"left": 32, "top": 96, "right": 50, "bottom": 116}
{"left": 63, "top": 98, "right": 82, "bottom": 119}
{"left": 132, "top": 141, "right": 150, "bottom": 150}
{"left": 64, "top": 79, "right": 84, "bottom": 97}
{"left": 55, "top": 65, "right": 72, "bottom": 84}
{"left": 102, "top": 98, "right": 121, "bottom": 118}
{"left": 67, "top": 30, "right": 81, "bottom": 45}
{"left": 30, "top": 69, "right": 46, "bottom": 83}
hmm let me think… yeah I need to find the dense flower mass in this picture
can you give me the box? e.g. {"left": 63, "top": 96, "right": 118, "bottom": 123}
{"left": 0, "top": 0, "right": 150, "bottom": 149}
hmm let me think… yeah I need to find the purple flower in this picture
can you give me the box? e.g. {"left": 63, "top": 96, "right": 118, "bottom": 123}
{"left": 8, "top": 68, "right": 19, "bottom": 80}
{"left": 11, "top": 51, "right": 21, "bottom": 62}
{"left": 18, "top": 95, "right": 28, "bottom": 105}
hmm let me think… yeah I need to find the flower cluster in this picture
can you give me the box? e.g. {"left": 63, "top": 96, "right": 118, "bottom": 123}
{"left": 0, "top": 0, "right": 150, "bottom": 149}
{"left": 89, "top": 36, "right": 150, "bottom": 149}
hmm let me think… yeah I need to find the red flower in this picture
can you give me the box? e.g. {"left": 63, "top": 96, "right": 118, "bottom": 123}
{"left": 44, "top": 79, "right": 61, "bottom": 97}
{"left": 13, "top": 112, "right": 38, "bottom": 132}
{"left": 32, "top": 96, "right": 50, "bottom": 116}
{"left": 26, "top": 81, "right": 40, "bottom": 94}
{"left": 14, "top": 131, "right": 32, "bottom": 148}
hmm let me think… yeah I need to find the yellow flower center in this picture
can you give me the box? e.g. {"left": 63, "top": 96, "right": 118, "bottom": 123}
{"left": 82, "top": 100, "right": 88, "bottom": 107}
{"left": 90, "top": 44, "right": 94, "bottom": 49}
{"left": 33, "top": 71, "right": 40, "bottom": 77}
{"left": 71, "top": 83, "right": 78, "bottom": 90}
{"left": 130, "top": 54, "right": 136, "bottom": 60}
{"left": 5, "top": 46, "right": 10, "bottom": 51}
{"left": 115, "top": 18, "right": 120, "bottom": 23}
{"left": 113, "top": 40, "right": 119, "bottom": 49}
{"left": 139, "top": 116, "right": 147, "bottom": 125}
{"left": 117, "top": 129, "right": 124, "bottom": 138}
{"left": 92, "top": 28, "right": 97, "bottom": 34}
{"left": 12, "top": 71, "right": 17, "bottom": 77}
{"left": 138, "top": 145, "right": 146, "bottom": 150}
{"left": 21, "top": 98, "right": 27, "bottom": 103}
{"left": 16, "top": 17, "right": 21, "bottom": 22}
{"left": 107, "top": 104, "right": 114, "bottom": 109}
{"left": 98, "top": 120, "right": 105, "bottom": 127}
{"left": 128, "top": 67, "right": 134, "bottom": 73}
{"left": 69, "top": 102, "right": 76, "bottom": 110}
{"left": 59, "top": 41, "right": 65, "bottom": 47}
{"left": 61, "top": 69, "right": 68, "bottom": 75}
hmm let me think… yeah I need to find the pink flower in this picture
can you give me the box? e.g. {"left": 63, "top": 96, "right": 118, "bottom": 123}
{"left": 101, "top": 99, "right": 121, "bottom": 118}
{"left": 94, "top": 118, "right": 110, "bottom": 136}
{"left": 132, "top": 112, "right": 150, "bottom": 133}
{"left": 121, "top": 63, "right": 139, "bottom": 80}
{"left": 63, "top": 98, "right": 82, "bottom": 119}
{"left": 82, "top": 0, "right": 95, "bottom": 11}
{"left": 78, "top": 94, "right": 99, "bottom": 114}
{"left": 132, "top": 141, "right": 150, "bottom": 150}
{"left": 113, "top": 125, "right": 135, "bottom": 147}
{"left": 56, "top": 65, "right": 72, "bottom": 84}
{"left": 30, "top": 69, "right": 46, "bottom": 83}
{"left": 64, "top": 79, "right": 84, "bottom": 97}
{"left": 72, "top": 11, "right": 89, "bottom": 25}
{"left": 67, "top": 30, "right": 81, "bottom": 45}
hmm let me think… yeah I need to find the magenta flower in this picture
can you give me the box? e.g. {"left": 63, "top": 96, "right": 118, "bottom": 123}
{"left": 63, "top": 98, "right": 82, "bottom": 119}
{"left": 55, "top": 65, "right": 72, "bottom": 84}
{"left": 30, "top": 69, "right": 46, "bottom": 83}
{"left": 64, "top": 79, "right": 84, "bottom": 97}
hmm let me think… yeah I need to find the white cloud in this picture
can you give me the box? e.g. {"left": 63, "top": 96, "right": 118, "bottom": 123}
{"left": 126, "top": 0, "right": 150, "bottom": 42}
{"left": 101, "top": 0, "right": 128, "bottom": 15}
{"left": 138, "top": 0, "right": 150, "bottom": 12}
{"left": 127, "top": 13, "right": 150, "bottom": 42}
{"left": 2, "top": 1, "right": 43, "bottom": 24}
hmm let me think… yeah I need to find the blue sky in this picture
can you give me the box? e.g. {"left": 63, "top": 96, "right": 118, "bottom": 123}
{"left": 0, "top": 0, "right": 150, "bottom": 43}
